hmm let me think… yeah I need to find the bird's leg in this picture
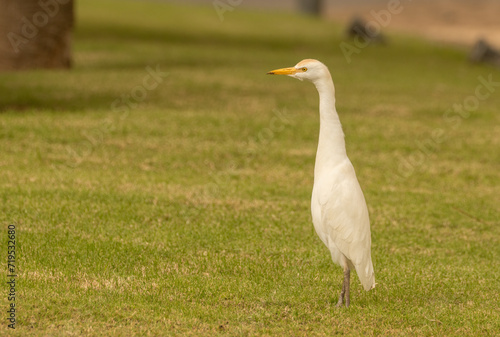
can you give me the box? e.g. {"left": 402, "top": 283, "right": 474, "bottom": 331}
{"left": 336, "top": 265, "right": 351, "bottom": 308}
{"left": 345, "top": 268, "right": 350, "bottom": 307}
{"left": 336, "top": 278, "right": 345, "bottom": 307}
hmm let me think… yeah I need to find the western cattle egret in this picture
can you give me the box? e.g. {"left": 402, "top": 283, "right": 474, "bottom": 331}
{"left": 267, "top": 59, "right": 375, "bottom": 307}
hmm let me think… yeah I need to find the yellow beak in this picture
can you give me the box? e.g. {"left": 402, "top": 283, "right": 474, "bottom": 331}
{"left": 267, "top": 67, "right": 297, "bottom": 75}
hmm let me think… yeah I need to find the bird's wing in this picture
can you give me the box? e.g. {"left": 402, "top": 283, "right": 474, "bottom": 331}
{"left": 317, "top": 159, "right": 375, "bottom": 289}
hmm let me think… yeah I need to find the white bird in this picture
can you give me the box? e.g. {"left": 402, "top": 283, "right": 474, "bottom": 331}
{"left": 267, "top": 59, "right": 375, "bottom": 307}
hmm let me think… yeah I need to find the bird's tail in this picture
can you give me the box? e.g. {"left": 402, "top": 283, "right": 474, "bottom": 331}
{"left": 356, "top": 259, "right": 375, "bottom": 291}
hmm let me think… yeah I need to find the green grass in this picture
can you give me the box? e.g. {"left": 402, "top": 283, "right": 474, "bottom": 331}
{"left": 1, "top": 0, "right": 499, "bottom": 335}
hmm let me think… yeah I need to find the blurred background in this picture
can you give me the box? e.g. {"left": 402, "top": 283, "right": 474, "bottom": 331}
{"left": 1, "top": 0, "right": 500, "bottom": 72}
{"left": 183, "top": 0, "right": 500, "bottom": 46}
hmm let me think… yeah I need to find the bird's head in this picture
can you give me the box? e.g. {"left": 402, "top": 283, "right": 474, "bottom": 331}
{"left": 267, "top": 59, "right": 330, "bottom": 83}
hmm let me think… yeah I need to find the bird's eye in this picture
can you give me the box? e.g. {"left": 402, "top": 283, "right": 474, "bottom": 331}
{"left": 302, "top": 67, "right": 307, "bottom": 72}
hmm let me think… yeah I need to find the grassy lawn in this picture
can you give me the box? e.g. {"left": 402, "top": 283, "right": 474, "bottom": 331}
{"left": 1, "top": 0, "right": 499, "bottom": 335}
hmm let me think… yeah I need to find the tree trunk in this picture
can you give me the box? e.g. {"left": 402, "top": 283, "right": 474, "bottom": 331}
{"left": 0, "top": 0, "right": 74, "bottom": 71}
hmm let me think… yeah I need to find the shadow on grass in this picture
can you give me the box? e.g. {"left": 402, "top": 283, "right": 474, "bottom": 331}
{"left": 77, "top": 21, "right": 302, "bottom": 52}
{"left": 0, "top": 79, "right": 121, "bottom": 113}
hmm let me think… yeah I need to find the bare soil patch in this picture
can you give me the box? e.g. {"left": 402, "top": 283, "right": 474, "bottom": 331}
{"left": 326, "top": 0, "right": 500, "bottom": 47}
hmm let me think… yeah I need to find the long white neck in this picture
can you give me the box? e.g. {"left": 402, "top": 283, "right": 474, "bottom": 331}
{"left": 313, "top": 75, "right": 347, "bottom": 180}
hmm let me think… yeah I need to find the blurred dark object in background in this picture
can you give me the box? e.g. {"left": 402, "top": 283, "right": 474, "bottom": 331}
{"left": 297, "top": 0, "right": 323, "bottom": 16}
{"left": 0, "top": 0, "right": 74, "bottom": 71}
{"left": 345, "top": 17, "right": 386, "bottom": 44}
{"left": 469, "top": 39, "right": 500, "bottom": 67}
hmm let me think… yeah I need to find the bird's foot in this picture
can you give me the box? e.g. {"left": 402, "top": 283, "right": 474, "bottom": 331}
{"left": 336, "top": 290, "right": 345, "bottom": 308}
{"left": 335, "top": 299, "right": 350, "bottom": 308}
{"left": 335, "top": 299, "right": 343, "bottom": 308}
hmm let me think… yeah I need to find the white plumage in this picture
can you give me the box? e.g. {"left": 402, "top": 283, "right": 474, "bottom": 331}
{"left": 268, "top": 59, "right": 375, "bottom": 307}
